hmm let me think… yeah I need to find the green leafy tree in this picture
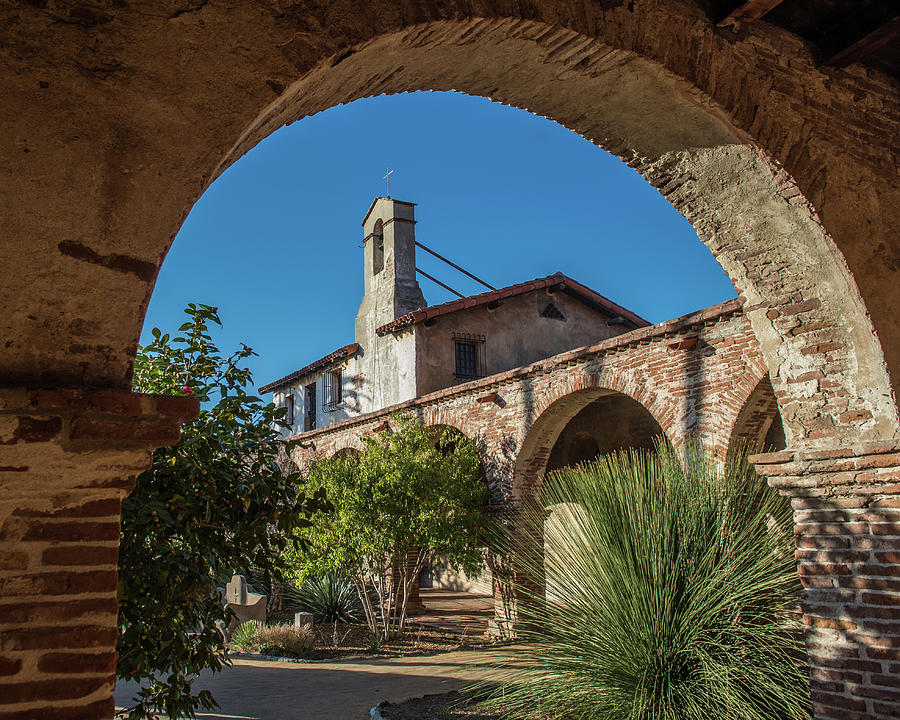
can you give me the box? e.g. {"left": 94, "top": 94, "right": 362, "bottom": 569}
{"left": 117, "top": 304, "right": 327, "bottom": 719}
{"left": 480, "top": 442, "right": 810, "bottom": 720}
{"left": 299, "top": 417, "right": 491, "bottom": 639}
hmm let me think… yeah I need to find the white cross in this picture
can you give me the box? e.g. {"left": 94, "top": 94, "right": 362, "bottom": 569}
{"left": 384, "top": 168, "right": 394, "bottom": 197}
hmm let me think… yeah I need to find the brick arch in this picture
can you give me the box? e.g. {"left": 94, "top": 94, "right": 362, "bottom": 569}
{"left": 416, "top": 408, "right": 479, "bottom": 442}
{"left": 329, "top": 445, "right": 362, "bottom": 459}
{"left": 421, "top": 420, "right": 479, "bottom": 453}
{"left": 3, "top": 4, "right": 900, "bottom": 717}
{"left": 512, "top": 372, "right": 671, "bottom": 503}
{"left": 714, "top": 366, "right": 774, "bottom": 456}
{"left": 4, "top": 5, "right": 896, "bottom": 451}
{"left": 530, "top": 369, "right": 676, "bottom": 444}
{"left": 288, "top": 435, "right": 363, "bottom": 473}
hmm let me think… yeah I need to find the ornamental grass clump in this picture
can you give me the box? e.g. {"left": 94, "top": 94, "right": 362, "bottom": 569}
{"left": 482, "top": 442, "right": 810, "bottom": 720}
{"left": 228, "top": 621, "right": 315, "bottom": 658}
{"left": 255, "top": 623, "right": 316, "bottom": 658}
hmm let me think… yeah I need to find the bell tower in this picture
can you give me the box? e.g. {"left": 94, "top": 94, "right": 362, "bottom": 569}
{"left": 355, "top": 197, "right": 426, "bottom": 337}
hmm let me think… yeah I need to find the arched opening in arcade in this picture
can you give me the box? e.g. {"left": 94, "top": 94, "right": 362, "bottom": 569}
{"left": 544, "top": 392, "right": 666, "bottom": 603}
{"left": 415, "top": 424, "right": 495, "bottom": 624}
{"left": 546, "top": 392, "right": 667, "bottom": 473}
{"left": 4, "top": 7, "right": 898, "bottom": 718}
{"left": 513, "top": 387, "right": 667, "bottom": 605}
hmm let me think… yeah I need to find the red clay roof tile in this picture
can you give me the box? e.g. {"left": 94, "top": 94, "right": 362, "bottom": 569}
{"left": 375, "top": 273, "right": 648, "bottom": 336}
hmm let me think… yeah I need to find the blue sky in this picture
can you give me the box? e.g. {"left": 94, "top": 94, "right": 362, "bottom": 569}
{"left": 143, "top": 91, "right": 736, "bottom": 393}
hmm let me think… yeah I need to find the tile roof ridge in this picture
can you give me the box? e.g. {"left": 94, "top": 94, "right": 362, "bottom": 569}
{"left": 259, "top": 342, "right": 359, "bottom": 394}
{"left": 375, "top": 272, "right": 647, "bottom": 335}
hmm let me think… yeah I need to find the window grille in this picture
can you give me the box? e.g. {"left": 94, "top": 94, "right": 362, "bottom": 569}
{"left": 453, "top": 333, "right": 486, "bottom": 381}
{"left": 323, "top": 369, "right": 343, "bottom": 412}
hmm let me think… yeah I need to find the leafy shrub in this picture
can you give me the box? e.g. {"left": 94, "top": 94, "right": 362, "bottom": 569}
{"left": 287, "top": 573, "right": 363, "bottom": 623}
{"left": 298, "top": 418, "right": 490, "bottom": 639}
{"left": 483, "top": 443, "right": 810, "bottom": 720}
{"left": 118, "top": 305, "right": 328, "bottom": 719}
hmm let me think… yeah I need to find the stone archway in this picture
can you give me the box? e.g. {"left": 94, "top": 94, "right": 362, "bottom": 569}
{"left": 3, "top": 3, "right": 900, "bottom": 718}
{"left": 513, "top": 385, "right": 670, "bottom": 503}
{"left": 546, "top": 393, "right": 666, "bottom": 473}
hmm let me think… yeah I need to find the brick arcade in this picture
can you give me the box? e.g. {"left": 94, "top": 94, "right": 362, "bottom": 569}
{"left": 2, "top": 2, "right": 899, "bottom": 718}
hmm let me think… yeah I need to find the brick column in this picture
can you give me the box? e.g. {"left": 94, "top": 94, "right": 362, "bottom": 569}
{"left": 0, "top": 387, "right": 197, "bottom": 720}
{"left": 391, "top": 550, "right": 424, "bottom": 615}
{"left": 752, "top": 443, "right": 900, "bottom": 720}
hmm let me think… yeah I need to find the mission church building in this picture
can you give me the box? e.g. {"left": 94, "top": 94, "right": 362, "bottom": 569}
{"left": 260, "top": 196, "right": 649, "bottom": 432}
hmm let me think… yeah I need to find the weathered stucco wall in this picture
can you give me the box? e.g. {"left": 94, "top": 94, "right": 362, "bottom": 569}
{"left": 272, "top": 355, "right": 361, "bottom": 436}
{"left": 413, "top": 288, "right": 633, "bottom": 396}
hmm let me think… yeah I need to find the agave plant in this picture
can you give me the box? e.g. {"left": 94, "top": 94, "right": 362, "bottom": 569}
{"left": 286, "top": 573, "right": 363, "bottom": 623}
{"left": 481, "top": 442, "right": 810, "bottom": 720}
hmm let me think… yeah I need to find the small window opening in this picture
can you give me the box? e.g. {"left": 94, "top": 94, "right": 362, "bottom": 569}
{"left": 540, "top": 302, "right": 566, "bottom": 321}
{"left": 284, "top": 395, "right": 294, "bottom": 425}
{"left": 323, "top": 369, "right": 343, "bottom": 412}
{"left": 304, "top": 383, "right": 316, "bottom": 431}
{"left": 453, "top": 333, "right": 486, "bottom": 381}
{"left": 372, "top": 219, "right": 384, "bottom": 275}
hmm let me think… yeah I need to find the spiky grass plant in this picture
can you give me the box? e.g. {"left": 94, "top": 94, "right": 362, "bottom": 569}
{"left": 229, "top": 620, "right": 262, "bottom": 650}
{"left": 286, "top": 572, "right": 363, "bottom": 623}
{"left": 481, "top": 443, "right": 810, "bottom": 720}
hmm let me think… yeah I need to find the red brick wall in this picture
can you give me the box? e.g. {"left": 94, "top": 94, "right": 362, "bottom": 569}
{"left": 291, "top": 299, "right": 768, "bottom": 502}
{"left": 755, "top": 444, "right": 900, "bottom": 720}
{"left": 0, "top": 389, "right": 197, "bottom": 720}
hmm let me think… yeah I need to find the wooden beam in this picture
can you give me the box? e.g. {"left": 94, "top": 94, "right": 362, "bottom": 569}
{"left": 717, "top": 0, "right": 785, "bottom": 30}
{"left": 826, "top": 15, "right": 900, "bottom": 67}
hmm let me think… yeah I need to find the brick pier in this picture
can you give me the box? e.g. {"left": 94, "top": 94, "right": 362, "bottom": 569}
{"left": 0, "top": 388, "right": 197, "bottom": 719}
